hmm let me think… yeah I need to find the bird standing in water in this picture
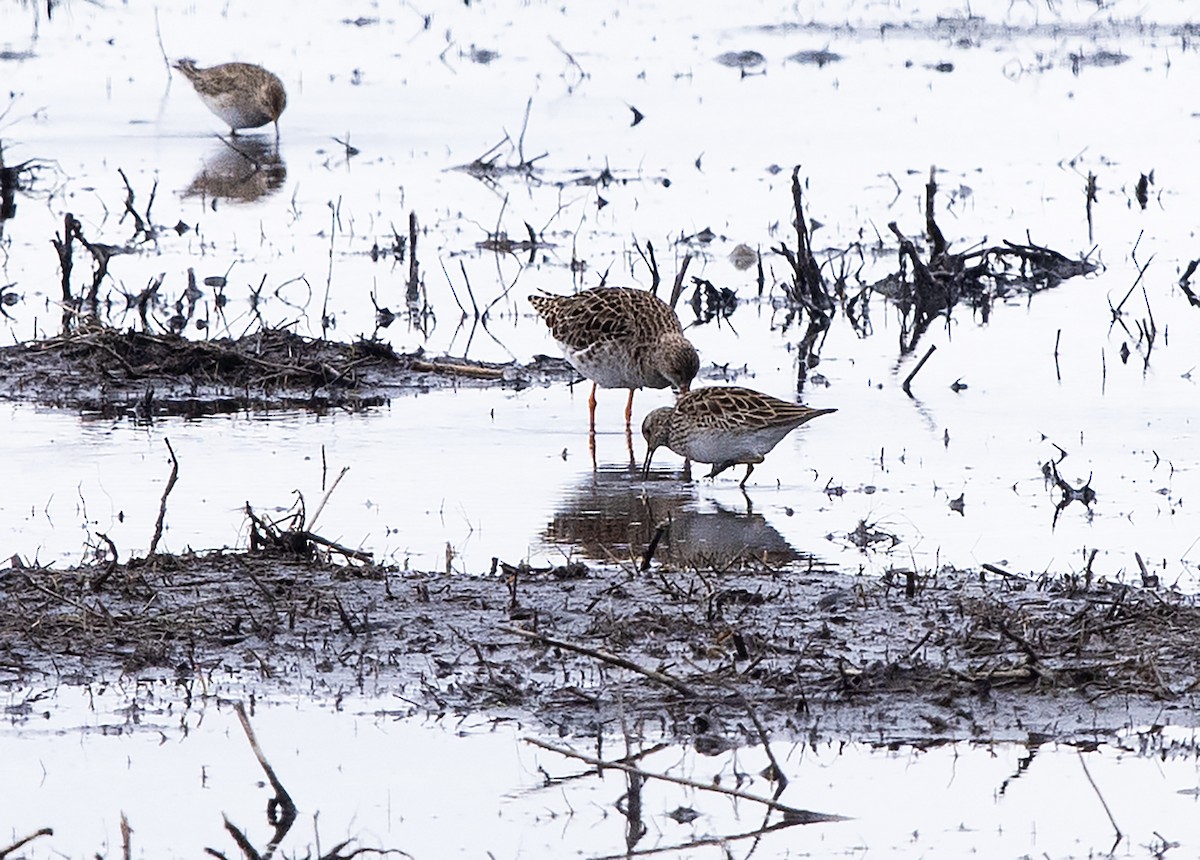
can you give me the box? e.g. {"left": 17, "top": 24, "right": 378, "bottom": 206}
{"left": 642, "top": 386, "right": 836, "bottom": 488}
{"left": 530, "top": 287, "right": 699, "bottom": 433}
{"left": 173, "top": 59, "right": 287, "bottom": 136}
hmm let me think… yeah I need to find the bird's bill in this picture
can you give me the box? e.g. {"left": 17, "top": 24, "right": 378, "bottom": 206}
{"left": 641, "top": 448, "right": 656, "bottom": 479}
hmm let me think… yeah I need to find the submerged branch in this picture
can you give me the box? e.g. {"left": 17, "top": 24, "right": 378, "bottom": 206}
{"left": 525, "top": 736, "right": 846, "bottom": 822}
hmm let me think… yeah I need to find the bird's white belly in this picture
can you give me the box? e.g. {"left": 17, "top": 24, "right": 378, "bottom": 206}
{"left": 201, "top": 93, "right": 270, "bottom": 129}
{"left": 673, "top": 426, "right": 792, "bottom": 464}
{"left": 565, "top": 341, "right": 658, "bottom": 389}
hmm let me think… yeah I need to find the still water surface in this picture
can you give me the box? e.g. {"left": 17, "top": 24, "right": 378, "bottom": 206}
{"left": 4, "top": 685, "right": 1200, "bottom": 858}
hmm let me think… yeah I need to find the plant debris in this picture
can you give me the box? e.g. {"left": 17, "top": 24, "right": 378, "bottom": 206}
{"left": 0, "top": 327, "right": 575, "bottom": 416}
{"left": 4, "top": 542, "right": 1198, "bottom": 746}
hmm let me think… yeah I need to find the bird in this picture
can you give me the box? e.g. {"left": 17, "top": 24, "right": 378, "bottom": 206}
{"left": 173, "top": 59, "right": 287, "bottom": 136}
{"left": 642, "top": 386, "right": 836, "bottom": 488}
{"left": 529, "top": 287, "right": 699, "bottom": 432}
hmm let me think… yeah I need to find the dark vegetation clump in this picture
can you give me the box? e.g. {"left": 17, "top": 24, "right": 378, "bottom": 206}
{"left": 0, "top": 326, "right": 575, "bottom": 416}
{"left": 768, "top": 166, "right": 1097, "bottom": 391}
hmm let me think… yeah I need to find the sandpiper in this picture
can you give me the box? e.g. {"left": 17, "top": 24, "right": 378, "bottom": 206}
{"left": 530, "top": 287, "right": 699, "bottom": 431}
{"left": 642, "top": 386, "right": 836, "bottom": 488}
{"left": 173, "top": 59, "right": 287, "bottom": 135}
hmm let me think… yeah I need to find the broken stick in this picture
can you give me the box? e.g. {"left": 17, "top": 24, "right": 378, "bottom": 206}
{"left": 526, "top": 736, "right": 846, "bottom": 822}
{"left": 500, "top": 625, "right": 696, "bottom": 698}
{"left": 902, "top": 344, "right": 937, "bottom": 396}
{"left": 148, "top": 438, "right": 179, "bottom": 557}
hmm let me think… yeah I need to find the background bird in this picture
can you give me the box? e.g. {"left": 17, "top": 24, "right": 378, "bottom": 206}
{"left": 530, "top": 287, "right": 699, "bottom": 432}
{"left": 642, "top": 385, "right": 836, "bottom": 488}
{"left": 173, "top": 59, "right": 287, "bottom": 136}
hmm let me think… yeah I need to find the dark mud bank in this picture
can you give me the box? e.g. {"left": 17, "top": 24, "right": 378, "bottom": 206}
{"left": 0, "top": 327, "right": 575, "bottom": 416}
{"left": 4, "top": 546, "right": 1198, "bottom": 746}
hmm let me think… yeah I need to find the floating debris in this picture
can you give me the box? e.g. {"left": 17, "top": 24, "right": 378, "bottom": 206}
{"left": 715, "top": 50, "right": 766, "bottom": 71}
{"left": 729, "top": 243, "right": 758, "bottom": 271}
{"left": 1069, "top": 49, "right": 1129, "bottom": 72}
{"left": 469, "top": 45, "right": 500, "bottom": 64}
{"left": 786, "top": 49, "right": 843, "bottom": 67}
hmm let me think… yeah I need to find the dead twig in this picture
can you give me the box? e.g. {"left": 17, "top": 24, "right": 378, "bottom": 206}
{"left": 500, "top": 624, "right": 697, "bottom": 697}
{"left": 0, "top": 828, "right": 54, "bottom": 859}
{"left": 90, "top": 531, "right": 121, "bottom": 591}
{"left": 1178, "top": 259, "right": 1200, "bottom": 308}
{"left": 121, "top": 812, "right": 133, "bottom": 860}
{"left": 148, "top": 438, "right": 180, "bottom": 557}
{"left": 216, "top": 816, "right": 262, "bottom": 860}
{"left": 1085, "top": 172, "right": 1097, "bottom": 244}
{"left": 244, "top": 503, "right": 373, "bottom": 563}
{"left": 588, "top": 818, "right": 806, "bottom": 860}
{"left": 741, "top": 696, "right": 789, "bottom": 792}
{"left": 996, "top": 619, "right": 1043, "bottom": 666}
{"left": 525, "top": 737, "right": 845, "bottom": 822}
{"left": 406, "top": 211, "right": 419, "bottom": 305}
{"left": 1134, "top": 551, "right": 1159, "bottom": 588}
{"left": 981, "top": 563, "right": 1025, "bottom": 581}
{"left": 51, "top": 213, "right": 76, "bottom": 309}
{"left": 407, "top": 358, "right": 505, "bottom": 379}
{"left": 668, "top": 253, "right": 691, "bottom": 311}
{"left": 640, "top": 524, "right": 666, "bottom": 572}
{"left": 234, "top": 700, "right": 298, "bottom": 849}
{"left": 901, "top": 344, "right": 937, "bottom": 397}
{"left": 1078, "top": 749, "right": 1122, "bottom": 849}
{"left": 118, "top": 167, "right": 157, "bottom": 242}
{"left": 776, "top": 166, "right": 828, "bottom": 311}
{"left": 634, "top": 238, "right": 661, "bottom": 293}
{"left": 306, "top": 465, "right": 350, "bottom": 532}
{"left": 924, "top": 165, "right": 947, "bottom": 260}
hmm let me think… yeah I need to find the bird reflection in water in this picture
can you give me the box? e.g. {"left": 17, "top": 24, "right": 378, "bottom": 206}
{"left": 183, "top": 136, "right": 286, "bottom": 203}
{"left": 540, "top": 466, "right": 811, "bottom": 569}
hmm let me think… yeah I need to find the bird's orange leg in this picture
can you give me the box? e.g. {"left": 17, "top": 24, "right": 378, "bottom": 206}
{"left": 589, "top": 382, "right": 598, "bottom": 469}
{"left": 624, "top": 389, "right": 635, "bottom": 429}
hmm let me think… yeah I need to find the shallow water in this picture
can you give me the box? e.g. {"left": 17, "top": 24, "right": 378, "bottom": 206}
{"left": 3, "top": 0, "right": 1200, "bottom": 856}
{"left": 3, "top": 685, "right": 1200, "bottom": 859}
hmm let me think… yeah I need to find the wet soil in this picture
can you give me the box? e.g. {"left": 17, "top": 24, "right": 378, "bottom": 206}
{"left": 5, "top": 536, "right": 1198, "bottom": 747}
{"left": 0, "top": 327, "right": 575, "bottom": 416}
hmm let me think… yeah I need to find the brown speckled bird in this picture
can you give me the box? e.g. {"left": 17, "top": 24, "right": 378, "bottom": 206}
{"left": 173, "top": 59, "right": 287, "bottom": 135}
{"left": 530, "top": 287, "right": 699, "bottom": 431}
{"left": 642, "top": 386, "right": 836, "bottom": 488}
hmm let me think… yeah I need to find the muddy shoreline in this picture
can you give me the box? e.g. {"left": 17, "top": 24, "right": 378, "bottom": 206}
{"left": 5, "top": 538, "right": 1197, "bottom": 746}
{"left": 0, "top": 327, "right": 576, "bottom": 416}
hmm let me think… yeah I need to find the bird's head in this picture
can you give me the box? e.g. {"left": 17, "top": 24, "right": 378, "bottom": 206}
{"left": 659, "top": 333, "right": 699, "bottom": 394}
{"left": 640, "top": 406, "right": 675, "bottom": 478}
